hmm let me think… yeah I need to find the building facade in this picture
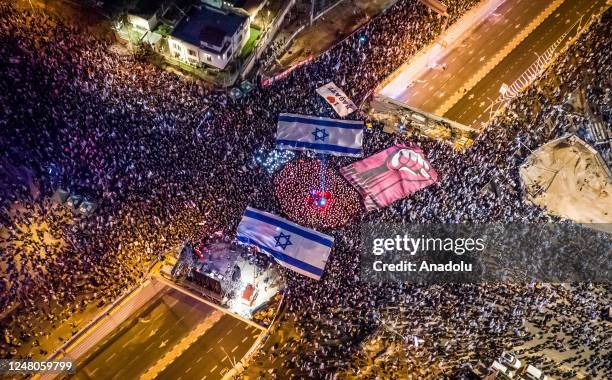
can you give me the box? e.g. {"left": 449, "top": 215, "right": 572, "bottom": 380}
{"left": 168, "top": 5, "right": 250, "bottom": 70}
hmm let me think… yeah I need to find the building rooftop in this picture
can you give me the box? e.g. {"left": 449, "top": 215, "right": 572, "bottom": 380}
{"left": 171, "top": 5, "right": 248, "bottom": 50}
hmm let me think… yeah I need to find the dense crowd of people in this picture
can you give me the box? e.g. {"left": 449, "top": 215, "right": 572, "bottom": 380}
{"left": 0, "top": 0, "right": 610, "bottom": 378}
{"left": 274, "top": 158, "right": 362, "bottom": 228}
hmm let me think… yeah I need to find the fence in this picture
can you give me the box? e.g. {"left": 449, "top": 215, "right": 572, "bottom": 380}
{"left": 240, "top": 0, "right": 297, "bottom": 79}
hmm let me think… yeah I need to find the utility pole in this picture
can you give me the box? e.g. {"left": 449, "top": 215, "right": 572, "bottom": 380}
{"left": 310, "top": 0, "right": 315, "bottom": 26}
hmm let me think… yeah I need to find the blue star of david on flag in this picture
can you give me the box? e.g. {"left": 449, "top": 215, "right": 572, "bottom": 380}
{"left": 312, "top": 128, "right": 329, "bottom": 141}
{"left": 236, "top": 207, "right": 335, "bottom": 280}
{"left": 274, "top": 232, "right": 293, "bottom": 250}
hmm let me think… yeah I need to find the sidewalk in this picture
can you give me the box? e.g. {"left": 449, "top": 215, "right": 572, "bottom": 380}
{"left": 35, "top": 278, "right": 165, "bottom": 380}
{"left": 10, "top": 300, "right": 104, "bottom": 359}
{"left": 263, "top": 0, "right": 397, "bottom": 77}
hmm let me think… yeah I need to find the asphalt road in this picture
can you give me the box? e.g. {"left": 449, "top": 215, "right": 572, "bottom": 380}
{"left": 384, "top": 0, "right": 549, "bottom": 114}
{"left": 154, "top": 314, "right": 260, "bottom": 380}
{"left": 68, "top": 287, "right": 217, "bottom": 380}
{"left": 444, "top": 0, "right": 610, "bottom": 128}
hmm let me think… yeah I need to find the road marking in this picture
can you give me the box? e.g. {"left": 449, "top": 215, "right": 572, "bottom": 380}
{"left": 145, "top": 342, "right": 155, "bottom": 351}
{"left": 242, "top": 336, "right": 249, "bottom": 343}
{"left": 225, "top": 328, "right": 233, "bottom": 336}
{"left": 206, "top": 347, "right": 213, "bottom": 353}
{"left": 105, "top": 352, "right": 117, "bottom": 363}
{"left": 197, "top": 357, "right": 203, "bottom": 363}
{"left": 89, "top": 367, "right": 99, "bottom": 376}
{"left": 186, "top": 366, "right": 192, "bottom": 373}
{"left": 221, "top": 356, "right": 228, "bottom": 363}
{"left": 210, "top": 365, "right": 218, "bottom": 373}
{"left": 231, "top": 345, "right": 238, "bottom": 353}
{"left": 201, "top": 377, "right": 207, "bottom": 380}
{"left": 168, "top": 298, "right": 179, "bottom": 307}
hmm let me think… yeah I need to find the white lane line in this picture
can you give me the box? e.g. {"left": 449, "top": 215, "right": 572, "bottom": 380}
{"left": 242, "top": 336, "right": 249, "bottom": 343}
{"left": 90, "top": 367, "right": 99, "bottom": 376}
{"left": 206, "top": 347, "right": 213, "bottom": 353}
{"left": 201, "top": 376, "right": 207, "bottom": 380}
{"left": 197, "top": 357, "right": 203, "bottom": 363}
{"left": 186, "top": 367, "right": 192, "bottom": 373}
{"left": 105, "top": 352, "right": 117, "bottom": 363}
{"left": 225, "top": 328, "right": 233, "bottom": 336}
{"left": 216, "top": 338, "right": 223, "bottom": 344}
{"left": 231, "top": 345, "right": 238, "bottom": 353}
{"left": 210, "top": 365, "right": 218, "bottom": 373}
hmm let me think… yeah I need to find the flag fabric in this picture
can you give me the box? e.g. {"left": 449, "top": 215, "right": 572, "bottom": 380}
{"left": 316, "top": 82, "right": 358, "bottom": 116}
{"left": 340, "top": 144, "right": 438, "bottom": 211}
{"left": 236, "top": 207, "right": 334, "bottom": 280}
{"left": 276, "top": 113, "right": 363, "bottom": 157}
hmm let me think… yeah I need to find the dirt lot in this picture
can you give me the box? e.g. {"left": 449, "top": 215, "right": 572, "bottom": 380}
{"left": 520, "top": 135, "right": 612, "bottom": 231}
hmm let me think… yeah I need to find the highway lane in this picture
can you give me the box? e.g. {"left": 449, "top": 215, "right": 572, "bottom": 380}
{"left": 154, "top": 314, "right": 260, "bottom": 380}
{"left": 381, "top": 0, "right": 550, "bottom": 112}
{"left": 68, "top": 287, "right": 216, "bottom": 380}
{"left": 443, "top": 0, "right": 609, "bottom": 128}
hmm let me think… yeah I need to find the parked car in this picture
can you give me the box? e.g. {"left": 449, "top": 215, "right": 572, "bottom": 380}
{"left": 500, "top": 351, "right": 522, "bottom": 370}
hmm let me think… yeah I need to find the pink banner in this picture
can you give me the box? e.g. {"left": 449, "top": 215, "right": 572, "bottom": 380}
{"left": 340, "top": 144, "right": 438, "bottom": 210}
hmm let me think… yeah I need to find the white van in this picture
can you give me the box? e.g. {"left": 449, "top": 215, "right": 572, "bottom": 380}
{"left": 524, "top": 364, "right": 548, "bottom": 380}
{"left": 491, "top": 360, "right": 516, "bottom": 379}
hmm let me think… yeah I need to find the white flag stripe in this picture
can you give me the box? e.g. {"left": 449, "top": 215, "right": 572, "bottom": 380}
{"left": 236, "top": 207, "right": 333, "bottom": 280}
{"left": 278, "top": 113, "right": 363, "bottom": 127}
{"left": 276, "top": 113, "right": 363, "bottom": 157}
{"left": 239, "top": 215, "right": 332, "bottom": 268}
{"left": 316, "top": 82, "right": 358, "bottom": 117}
{"left": 244, "top": 207, "right": 333, "bottom": 243}
{"left": 236, "top": 235, "right": 325, "bottom": 279}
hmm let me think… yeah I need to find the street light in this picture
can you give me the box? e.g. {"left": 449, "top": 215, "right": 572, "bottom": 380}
{"left": 515, "top": 136, "right": 533, "bottom": 154}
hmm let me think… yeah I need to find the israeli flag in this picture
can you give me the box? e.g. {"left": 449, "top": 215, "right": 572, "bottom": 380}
{"left": 236, "top": 207, "right": 334, "bottom": 280}
{"left": 276, "top": 113, "right": 363, "bottom": 157}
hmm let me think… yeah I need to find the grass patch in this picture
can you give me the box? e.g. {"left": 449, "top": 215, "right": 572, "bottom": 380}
{"left": 153, "top": 24, "right": 172, "bottom": 36}
{"left": 240, "top": 26, "right": 262, "bottom": 58}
